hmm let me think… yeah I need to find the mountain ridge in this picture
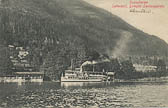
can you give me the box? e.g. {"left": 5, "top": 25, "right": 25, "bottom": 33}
{"left": 0, "top": 0, "right": 168, "bottom": 57}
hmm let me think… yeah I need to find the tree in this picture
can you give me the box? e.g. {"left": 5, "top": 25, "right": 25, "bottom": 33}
{"left": 156, "top": 59, "right": 166, "bottom": 76}
{"left": 0, "top": 45, "right": 13, "bottom": 76}
{"left": 108, "top": 58, "right": 121, "bottom": 79}
{"left": 119, "top": 60, "right": 135, "bottom": 79}
{"left": 86, "top": 49, "right": 100, "bottom": 61}
{"left": 41, "top": 47, "right": 69, "bottom": 81}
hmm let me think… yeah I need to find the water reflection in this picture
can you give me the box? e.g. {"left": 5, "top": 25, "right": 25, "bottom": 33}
{"left": 0, "top": 82, "right": 168, "bottom": 108}
{"left": 17, "top": 82, "right": 43, "bottom": 86}
{"left": 61, "top": 82, "right": 103, "bottom": 88}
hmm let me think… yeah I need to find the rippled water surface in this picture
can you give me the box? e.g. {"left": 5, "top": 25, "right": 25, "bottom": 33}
{"left": 0, "top": 82, "right": 168, "bottom": 108}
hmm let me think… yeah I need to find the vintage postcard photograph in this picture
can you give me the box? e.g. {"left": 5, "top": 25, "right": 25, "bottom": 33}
{"left": 0, "top": 0, "right": 168, "bottom": 107}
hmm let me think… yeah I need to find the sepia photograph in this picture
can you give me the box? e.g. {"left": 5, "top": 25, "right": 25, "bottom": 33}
{"left": 0, "top": 0, "right": 168, "bottom": 107}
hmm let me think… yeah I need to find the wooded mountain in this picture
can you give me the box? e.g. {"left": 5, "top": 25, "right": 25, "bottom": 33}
{"left": 0, "top": 0, "right": 168, "bottom": 56}
{"left": 0, "top": 0, "right": 168, "bottom": 79}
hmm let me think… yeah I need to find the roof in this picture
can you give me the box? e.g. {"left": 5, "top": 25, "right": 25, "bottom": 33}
{"left": 8, "top": 45, "right": 15, "bottom": 48}
{"left": 107, "top": 72, "right": 115, "bottom": 75}
{"left": 15, "top": 72, "right": 44, "bottom": 75}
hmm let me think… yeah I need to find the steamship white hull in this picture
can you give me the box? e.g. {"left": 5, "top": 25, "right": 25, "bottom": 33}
{"left": 61, "top": 77, "right": 103, "bottom": 82}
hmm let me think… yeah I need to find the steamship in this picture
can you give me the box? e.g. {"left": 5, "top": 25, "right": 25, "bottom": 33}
{"left": 61, "top": 61, "right": 114, "bottom": 82}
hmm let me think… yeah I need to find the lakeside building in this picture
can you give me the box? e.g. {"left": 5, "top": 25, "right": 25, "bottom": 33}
{"left": 0, "top": 72, "right": 44, "bottom": 83}
{"left": 133, "top": 64, "right": 157, "bottom": 72}
{"left": 4, "top": 45, "right": 44, "bottom": 82}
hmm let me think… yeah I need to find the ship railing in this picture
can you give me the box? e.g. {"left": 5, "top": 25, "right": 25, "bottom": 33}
{"left": 84, "top": 71, "right": 106, "bottom": 75}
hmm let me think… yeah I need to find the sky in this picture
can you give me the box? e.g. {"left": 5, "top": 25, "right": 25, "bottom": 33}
{"left": 84, "top": 0, "right": 168, "bottom": 43}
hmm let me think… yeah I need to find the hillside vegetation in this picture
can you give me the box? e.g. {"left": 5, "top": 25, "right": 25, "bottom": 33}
{"left": 0, "top": 0, "right": 168, "bottom": 80}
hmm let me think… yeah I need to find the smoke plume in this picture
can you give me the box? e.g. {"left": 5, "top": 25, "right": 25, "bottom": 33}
{"left": 112, "top": 31, "right": 133, "bottom": 58}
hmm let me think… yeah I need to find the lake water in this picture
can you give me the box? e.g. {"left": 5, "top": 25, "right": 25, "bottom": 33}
{"left": 0, "top": 82, "right": 168, "bottom": 108}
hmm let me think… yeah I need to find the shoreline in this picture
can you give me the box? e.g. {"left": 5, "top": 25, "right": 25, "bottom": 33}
{"left": 1, "top": 76, "right": 168, "bottom": 83}
{"left": 114, "top": 76, "right": 168, "bottom": 83}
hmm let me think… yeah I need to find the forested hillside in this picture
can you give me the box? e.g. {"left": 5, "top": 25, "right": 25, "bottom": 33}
{"left": 0, "top": 0, "right": 168, "bottom": 80}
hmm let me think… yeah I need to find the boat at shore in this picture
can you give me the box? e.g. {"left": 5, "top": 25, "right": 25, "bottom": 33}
{"left": 61, "top": 70, "right": 107, "bottom": 82}
{"left": 61, "top": 60, "right": 115, "bottom": 82}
